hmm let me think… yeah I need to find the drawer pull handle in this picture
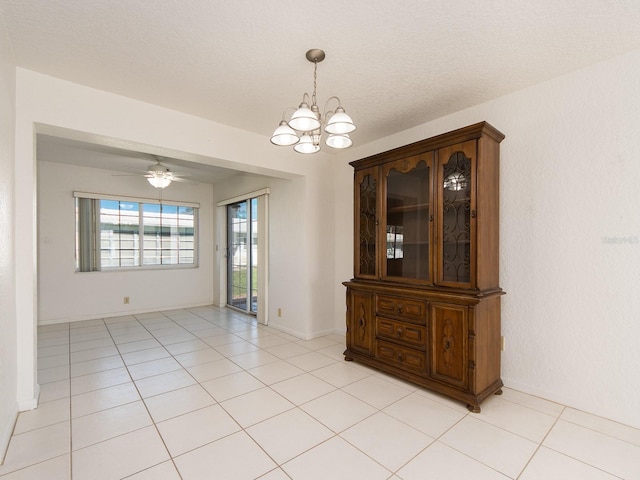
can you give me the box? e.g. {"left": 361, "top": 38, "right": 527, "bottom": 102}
{"left": 397, "top": 304, "right": 404, "bottom": 313}
{"left": 397, "top": 353, "right": 404, "bottom": 361}
{"left": 396, "top": 328, "right": 403, "bottom": 337}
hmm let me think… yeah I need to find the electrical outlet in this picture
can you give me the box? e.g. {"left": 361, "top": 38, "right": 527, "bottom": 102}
{"left": 124, "top": 296, "right": 130, "bottom": 304}
{"left": 501, "top": 336, "right": 505, "bottom": 351}
{"left": 277, "top": 308, "right": 282, "bottom": 317}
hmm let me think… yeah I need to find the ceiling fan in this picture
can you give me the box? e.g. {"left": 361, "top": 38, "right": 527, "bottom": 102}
{"left": 113, "top": 156, "right": 192, "bottom": 189}
{"left": 145, "top": 158, "right": 176, "bottom": 189}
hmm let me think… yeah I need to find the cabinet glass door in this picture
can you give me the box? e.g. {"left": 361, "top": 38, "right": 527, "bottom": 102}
{"left": 383, "top": 154, "right": 433, "bottom": 282}
{"left": 437, "top": 141, "right": 475, "bottom": 287}
{"left": 355, "top": 168, "right": 378, "bottom": 278}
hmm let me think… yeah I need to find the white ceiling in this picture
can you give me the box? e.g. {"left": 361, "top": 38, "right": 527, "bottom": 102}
{"left": 3, "top": 0, "right": 640, "bottom": 181}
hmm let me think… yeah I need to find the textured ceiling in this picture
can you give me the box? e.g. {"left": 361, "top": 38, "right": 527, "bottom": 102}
{"left": 3, "top": 0, "right": 640, "bottom": 178}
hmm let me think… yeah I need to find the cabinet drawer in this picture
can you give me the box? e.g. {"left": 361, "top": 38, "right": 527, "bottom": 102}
{"left": 376, "top": 295, "right": 427, "bottom": 324}
{"left": 376, "top": 340, "right": 427, "bottom": 375}
{"left": 376, "top": 318, "right": 426, "bottom": 349}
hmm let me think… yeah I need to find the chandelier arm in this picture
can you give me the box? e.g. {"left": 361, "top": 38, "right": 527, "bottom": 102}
{"left": 322, "top": 96, "right": 343, "bottom": 120}
{"left": 280, "top": 106, "right": 298, "bottom": 121}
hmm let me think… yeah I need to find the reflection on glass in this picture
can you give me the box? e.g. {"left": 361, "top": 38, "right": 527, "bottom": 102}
{"left": 385, "top": 161, "right": 430, "bottom": 280}
{"left": 386, "top": 225, "right": 403, "bottom": 259}
{"left": 444, "top": 172, "right": 467, "bottom": 191}
{"left": 441, "top": 152, "right": 471, "bottom": 283}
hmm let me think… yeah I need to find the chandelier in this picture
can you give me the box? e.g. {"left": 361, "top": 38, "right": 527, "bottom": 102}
{"left": 270, "top": 49, "right": 356, "bottom": 154}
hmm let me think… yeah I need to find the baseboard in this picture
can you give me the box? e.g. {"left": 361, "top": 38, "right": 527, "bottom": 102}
{"left": 17, "top": 383, "right": 40, "bottom": 412}
{"left": 37, "top": 302, "right": 215, "bottom": 326}
{"left": 264, "top": 322, "right": 305, "bottom": 340}
{"left": 0, "top": 406, "right": 18, "bottom": 465}
{"left": 307, "top": 327, "right": 338, "bottom": 340}
{"left": 502, "top": 377, "right": 640, "bottom": 429}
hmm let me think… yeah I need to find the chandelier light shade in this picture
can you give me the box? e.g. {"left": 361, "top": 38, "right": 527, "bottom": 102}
{"left": 270, "top": 49, "right": 356, "bottom": 153}
{"left": 326, "top": 133, "right": 353, "bottom": 149}
{"left": 325, "top": 107, "right": 356, "bottom": 134}
{"left": 270, "top": 120, "right": 300, "bottom": 146}
{"left": 288, "top": 103, "right": 321, "bottom": 132}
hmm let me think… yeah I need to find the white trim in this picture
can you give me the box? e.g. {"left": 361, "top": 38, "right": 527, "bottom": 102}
{"left": 0, "top": 406, "right": 18, "bottom": 465}
{"left": 17, "top": 383, "right": 40, "bottom": 411}
{"left": 37, "top": 302, "right": 215, "bottom": 325}
{"left": 217, "top": 188, "right": 270, "bottom": 207}
{"left": 256, "top": 194, "right": 269, "bottom": 325}
{"left": 73, "top": 191, "right": 200, "bottom": 208}
{"left": 220, "top": 189, "right": 270, "bottom": 325}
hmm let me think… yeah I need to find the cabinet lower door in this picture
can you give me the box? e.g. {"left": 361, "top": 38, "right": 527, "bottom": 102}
{"left": 430, "top": 303, "right": 468, "bottom": 388}
{"left": 348, "top": 290, "right": 375, "bottom": 355}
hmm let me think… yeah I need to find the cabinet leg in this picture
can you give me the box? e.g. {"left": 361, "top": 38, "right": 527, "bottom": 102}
{"left": 466, "top": 403, "right": 481, "bottom": 413}
{"left": 494, "top": 389, "right": 503, "bottom": 395}
{"left": 343, "top": 350, "right": 354, "bottom": 362}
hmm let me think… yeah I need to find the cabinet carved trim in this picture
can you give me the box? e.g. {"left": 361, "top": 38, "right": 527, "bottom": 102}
{"left": 441, "top": 318, "right": 456, "bottom": 368}
{"left": 344, "top": 122, "right": 504, "bottom": 412}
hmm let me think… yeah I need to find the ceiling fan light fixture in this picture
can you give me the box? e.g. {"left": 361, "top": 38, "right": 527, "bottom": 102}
{"left": 147, "top": 174, "right": 172, "bottom": 189}
{"left": 271, "top": 49, "right": 356, "bottom": 154}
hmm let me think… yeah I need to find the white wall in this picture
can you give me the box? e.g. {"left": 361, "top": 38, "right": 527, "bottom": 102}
{"left": 0, "top": 15, "right": 18, "bottom": 463}
{"left": 334, "top": 48, "right": 640, "bottom": 428}
{"left": 37, "top": 161, "right": 215, "bottom": 323}
{"left": 8, "top": 43, "right": 640, "bottom": 454}
{"left": 210, "top": 158, "right": 338, "bottom": 340}
{"left": 13, "top": 68, "right": 340, "bottom": 413}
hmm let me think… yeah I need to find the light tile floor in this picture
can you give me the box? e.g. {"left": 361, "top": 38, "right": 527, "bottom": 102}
{"left": 1, "top": 305, "right": 639, "bottom": 479}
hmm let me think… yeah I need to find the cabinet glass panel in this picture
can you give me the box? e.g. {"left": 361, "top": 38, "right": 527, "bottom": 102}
{"left": 358, "top": 173, "right": 377, "bottom": 276}
{"left": 385, "top": 161, "right": 430, "bottom": 280}
{"left": 441, "top": 152, "right": 472, "bottom": 283}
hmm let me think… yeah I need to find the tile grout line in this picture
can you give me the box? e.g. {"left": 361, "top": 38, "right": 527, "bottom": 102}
{"left": 108, "top": 311, "right": 191, "bottom": 480}
{"left": 68, "top": 321, "right": 73, "bottom": 480}
{"left": 31, "top": 307, "right": 636, "bottom": 480}
{"left": 144, "top": 309, "right": 354, "bottom": 478}
{"left": 108, "top": 309, "right": 289, "bottom": 477}
{"left": 140, "top": 310, "right": 293, "bottom": 478}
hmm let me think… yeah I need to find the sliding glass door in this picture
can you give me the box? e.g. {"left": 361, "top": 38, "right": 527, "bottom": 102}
{"left": 227, "top": 198, "right": 258, "bottom": 315}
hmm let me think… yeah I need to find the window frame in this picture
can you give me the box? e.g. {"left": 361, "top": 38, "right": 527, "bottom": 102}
{"left": 74, "top": 191, "right": 199, "bottom": 272}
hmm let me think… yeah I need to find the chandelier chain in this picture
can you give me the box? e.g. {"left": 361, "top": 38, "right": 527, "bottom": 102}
{"left": 312, "top": 60, "right": 318, "bottom": 108}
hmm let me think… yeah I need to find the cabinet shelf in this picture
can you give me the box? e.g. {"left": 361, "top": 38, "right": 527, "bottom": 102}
{"left": 387, "top": 203, "right": 430, "bottom": 214}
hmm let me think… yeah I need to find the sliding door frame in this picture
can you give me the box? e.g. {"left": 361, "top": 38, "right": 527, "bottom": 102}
{"left": 218, "top": 188, "right": 269, "bottom": 325}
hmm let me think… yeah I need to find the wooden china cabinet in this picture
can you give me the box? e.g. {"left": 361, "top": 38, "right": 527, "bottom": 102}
{"left": 343, "top": 122, "right": 505, "bottom": 412}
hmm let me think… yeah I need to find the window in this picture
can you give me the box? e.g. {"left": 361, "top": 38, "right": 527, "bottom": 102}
{"left": 74, "top": 192, "right": 198, "bottom": 272}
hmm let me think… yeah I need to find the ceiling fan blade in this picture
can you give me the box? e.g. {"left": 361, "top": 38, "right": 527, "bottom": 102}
{"left": 171, "top": 176, "right": 199, "bottom": 185}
